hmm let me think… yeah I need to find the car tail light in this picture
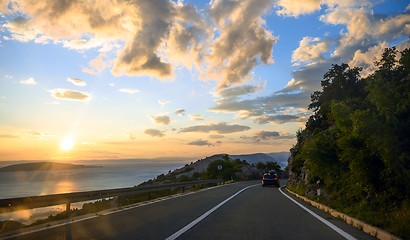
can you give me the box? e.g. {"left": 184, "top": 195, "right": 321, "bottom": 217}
{"left": 274, "top": 178, "right": 277, "bottom": 180}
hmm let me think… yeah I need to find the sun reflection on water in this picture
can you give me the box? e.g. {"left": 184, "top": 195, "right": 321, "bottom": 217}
{"left": 53, "top": 180, "right": 76, "bottom": 194}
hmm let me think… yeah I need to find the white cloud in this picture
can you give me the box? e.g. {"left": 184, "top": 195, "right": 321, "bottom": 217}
{"left": 206, "top": 0, "right": 277, "bottom": 90}
{"left": 67, "top": 77, "right": 86, "bottom": 86}
{"left": 159, "top": 99, "right": 170, "bottom": 106}
{"left": 50, "top": 89, "right": 91, "bottom": 101}
{"left": 292, "top": 37, "right": 330, "bottom": 65}
{"left": 321, "top": 7, "right": 410, "bottom": 60}
{"left": 118, "top": 88, "right": 139, "bottom": 94}
{"left": 348, "top": 42, "right": 389, "bottom": 77}
{"left": 20, "top": 77, "right": 36, "bottom": 85}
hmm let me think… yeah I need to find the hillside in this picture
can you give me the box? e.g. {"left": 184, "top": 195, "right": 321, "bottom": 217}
{"left": 140, "top": 152, "right": 289, "bottom": 186}
{"left": 172, "top": 152, "right": 288, "bottom": 176}
{"left": 0, "top": 162, "right": 100, "bottom": 172}
{"left": 232, "top": 152, "right": 290, "bottom": 168}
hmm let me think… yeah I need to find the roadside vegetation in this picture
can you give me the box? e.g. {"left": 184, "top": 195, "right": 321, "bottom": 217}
{"left": 287, "top": 47, "right": 410, "bottom": 239}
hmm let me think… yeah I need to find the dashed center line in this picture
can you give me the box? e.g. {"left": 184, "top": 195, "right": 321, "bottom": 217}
{"left": 166, "top": 184, "right": 259, "bottom": 240}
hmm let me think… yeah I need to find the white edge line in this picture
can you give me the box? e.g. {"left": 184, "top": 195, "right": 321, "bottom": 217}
{"left": 279, "top": 187, "right": 357, "bottom": 240}
{"left": 166, "top": 184, "right": 258, "bottom": 240}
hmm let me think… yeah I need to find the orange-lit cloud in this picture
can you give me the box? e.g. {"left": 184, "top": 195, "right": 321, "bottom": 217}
{"left": 276, "top": 0, "right": 321, "bottom": 16}
{"left": 50, "top": 89, "right": 91, "bottom": 101}
{"left": 189, "top": 114, "right": 204, "bottom": 121}
{"left": 150, "top": 115, "right": 171, "bottom": 125}
{"left": 180, "top": 122, "right": 250, "bottom": 134}
{"left": 0, "top": 134, "right": 20, "bottom": 139}
{"left": 144, "top": 129, "right": 165, "bottom": 137}
{"left": 187, "top": 139, "right": 213, "bottom": 147}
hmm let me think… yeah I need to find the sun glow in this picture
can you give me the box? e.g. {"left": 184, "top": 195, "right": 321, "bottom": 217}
{"left": 60, "top": 135, "right": 75, "bottom": 151}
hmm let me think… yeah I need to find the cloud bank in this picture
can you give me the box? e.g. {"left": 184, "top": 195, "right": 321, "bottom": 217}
{"left": 180, "top": 122, "right": 250, "bottom": 134}
{"left": 1, "top": 0, "right": 277, "bottom": 91}
{"left": 187, "top": 139, "right": 213, "bottom": 147}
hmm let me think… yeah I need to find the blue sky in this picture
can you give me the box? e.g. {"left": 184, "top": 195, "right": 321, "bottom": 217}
{"left": 0, "top": 0, "right": 409, "bottom": 160}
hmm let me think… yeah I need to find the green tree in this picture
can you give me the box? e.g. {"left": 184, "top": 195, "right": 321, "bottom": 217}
{"left": 206, "top": 155, "right": 235, "bottom": 181}
{"left": 288, "top": 47, "right": 410, "bottom": 238}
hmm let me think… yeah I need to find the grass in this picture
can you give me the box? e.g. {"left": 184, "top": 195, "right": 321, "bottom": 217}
{"left": 286, "top": 183, "right": 410, "bottom": 239}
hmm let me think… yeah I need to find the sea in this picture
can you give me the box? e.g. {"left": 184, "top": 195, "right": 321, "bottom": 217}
{"left": 0, "top": 159, "right": 188, "bottom": 199}
{"left": 0, "top": 159, "right": 189, "bottom": 223}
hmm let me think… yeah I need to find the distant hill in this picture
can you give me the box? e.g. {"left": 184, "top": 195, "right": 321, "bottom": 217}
{"left": 0, "top": 162, "right": 100, "bottom": 172}
{"left": 139, "top": 152, "right": 290, "bottom": 186}
{"left": 266, "top": 152, "right": 291, "bottom": 168}
{"left": 230, "top": 152, "right": 290, "bottom": 168}
{"left": 167, "top": 152, "right": 289, "bottom": 179}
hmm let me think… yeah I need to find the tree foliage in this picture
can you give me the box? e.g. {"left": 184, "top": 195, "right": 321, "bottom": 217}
{"left": 288, "top": 47, "right": 410, "bottom": 238}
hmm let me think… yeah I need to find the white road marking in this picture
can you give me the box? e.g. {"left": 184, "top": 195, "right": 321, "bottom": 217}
{"left": 279, "top": 187, "right": 357, "bottom": 240}
{"left": 166, "top": 184, "right": 259, "bottom": 240}
{"left": 0, "top": 183, "right": 230, "bottom": 240}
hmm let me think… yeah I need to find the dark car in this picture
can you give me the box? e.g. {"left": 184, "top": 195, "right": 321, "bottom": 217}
{"left": 262, "top": 173, "right": 280, "bottom": 187}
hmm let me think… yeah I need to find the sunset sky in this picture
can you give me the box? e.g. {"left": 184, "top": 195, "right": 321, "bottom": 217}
{"left": 0, "top": 0, "right": 409, "bottom": 161}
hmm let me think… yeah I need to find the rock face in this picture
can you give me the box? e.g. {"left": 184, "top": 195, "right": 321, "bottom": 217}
{"left": 0, "top": 162, "right": 99, "bottom": 172}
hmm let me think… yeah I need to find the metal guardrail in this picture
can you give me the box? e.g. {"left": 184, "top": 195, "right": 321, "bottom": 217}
{"left": 0, "top": 179, "right": 221, "bottom": 214}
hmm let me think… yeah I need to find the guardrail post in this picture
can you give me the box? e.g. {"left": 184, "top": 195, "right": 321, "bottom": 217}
{"left": 66, "top": 202, "right": 71, "bottom": 219}
{"left": 114, "top": 196, "right": 120, "bottom": 208}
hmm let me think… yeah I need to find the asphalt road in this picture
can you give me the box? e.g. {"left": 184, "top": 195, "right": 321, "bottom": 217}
{"left": 2, "top": 181, "right": 376, "bottom": 240}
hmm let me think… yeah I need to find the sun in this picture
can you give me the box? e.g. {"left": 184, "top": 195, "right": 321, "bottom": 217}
{"left": 60, "top": 135, "right": 75, "bottom": 151}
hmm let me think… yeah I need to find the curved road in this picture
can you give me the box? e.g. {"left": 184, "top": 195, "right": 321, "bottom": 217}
{"left": 2, "top": 181, "right": 376, "bottom": 240}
